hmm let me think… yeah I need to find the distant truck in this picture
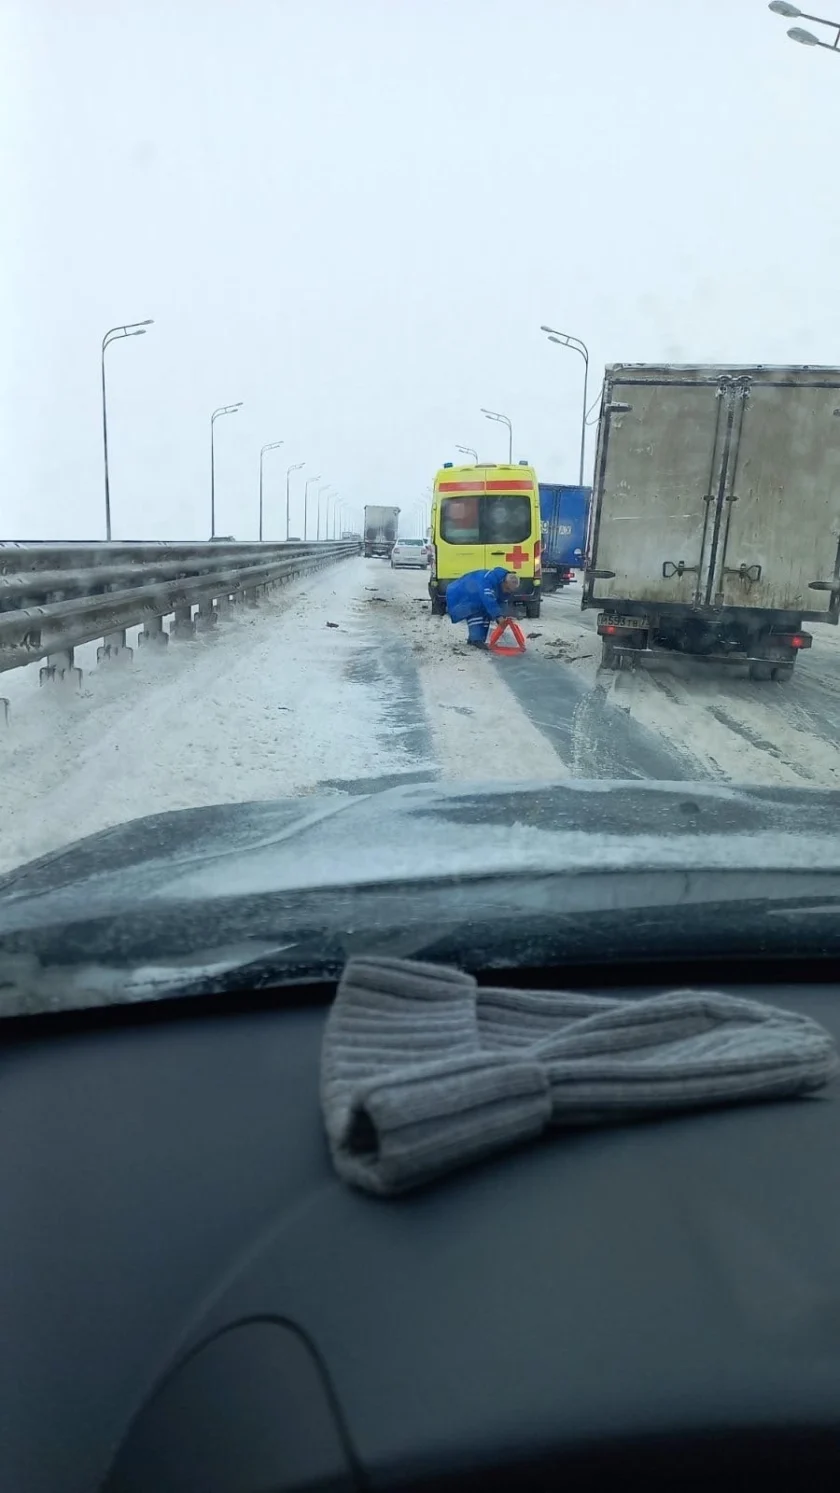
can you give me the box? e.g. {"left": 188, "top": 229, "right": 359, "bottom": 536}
{"left": 583, "top": 363, "right": 840, "bottom": 680}
{"left": 538, "top": 484, "right": 591, "bottom": 592}
{"left": 364, "top": 505, "right": 400, "bottom": 558}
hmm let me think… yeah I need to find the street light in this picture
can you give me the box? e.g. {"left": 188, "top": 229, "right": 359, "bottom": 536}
{"left": 258, "top": 440, "right": 284, "bottom": 542}
{"left": 480, "top": 408, "right": 513, "bottom": 464}
{"left": 334, "top": 501, "right": 347, "bottom": 540}
{"left": 101, "top": 320, "right": 153, "bottom": 541}
{"left": 332, "top": 495, "right": 344, "bottom": 539}
{"left": 768, "top": 2, "right": 840, "bottom": 48}
{"left": 456, "top": 445, "right": 478, "bottom": 463}
{"left": 285, "top": 461, "right": 304, "bottom": 540}
{"left": 317, "top": 483, "right": 334, "bottom": 540}
{"left": 210, "top": 403, "right": 243, "bottom": 539}
{"left": 304, "top": 474, "right": 321, "bottom": 540}
{"left": 541, "top": 325, "right": 589, "bottom": 487}
{"left": 324, "top": 488, "right": 338, "bottom": 538}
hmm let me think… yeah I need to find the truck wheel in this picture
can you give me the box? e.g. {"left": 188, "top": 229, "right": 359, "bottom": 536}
{"left": 771, "top": 663, "right": 794, "bottom": 683}
{"left": 430, "top": 591, "right": 446, "bottom": 617}
{"left": 749, "top": 662, "right": 773, "bottom": 681}
{"left": 524, "top": 596, "right": 541, "bottom": 619}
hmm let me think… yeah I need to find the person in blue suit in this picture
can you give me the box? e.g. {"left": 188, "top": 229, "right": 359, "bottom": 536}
{"left": 445, "top": 567, "right": 520, "bottom": 647}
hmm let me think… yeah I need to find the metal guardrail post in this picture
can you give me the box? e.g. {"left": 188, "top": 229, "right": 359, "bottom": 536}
{"left": 171, "top": 605, "right": 195, "bottom": 641}
{"left": 196, "top": 600, "right": 217, "bottom": 633}
{"left": 97, "top": 630, "right": 132, "bottom": 664}
{"left": 139, "top": 616, "right": 168, "bottom": 649}
{"left": 40, "top": 650, "right": 83, "bottom": 689}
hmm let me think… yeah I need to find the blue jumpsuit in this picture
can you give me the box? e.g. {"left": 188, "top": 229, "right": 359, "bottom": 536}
{"left": 445, "top": 568, "right": 511, "bottom": 645}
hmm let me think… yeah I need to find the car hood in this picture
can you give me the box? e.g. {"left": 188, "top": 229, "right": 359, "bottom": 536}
{"left": 1, "top": 777, "right": 839, "bottom": 1014}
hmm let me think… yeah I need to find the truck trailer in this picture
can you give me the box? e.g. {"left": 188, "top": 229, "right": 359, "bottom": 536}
{"left": 364, "top": 505, "right": 400, "bottom": 558}
{"left": 583, "top": 364, "right": 840, "bottom": 680}
{"left": 538, "top": 484, "right": 591, "bottom": 592}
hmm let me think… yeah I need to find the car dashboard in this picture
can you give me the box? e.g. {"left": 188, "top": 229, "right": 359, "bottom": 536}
{"left": 4, "top": 969, "right": 840, "bottom": 1493}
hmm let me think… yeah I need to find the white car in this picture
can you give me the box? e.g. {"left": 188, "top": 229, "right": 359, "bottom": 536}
{"left": 390, "top": 539, "right": 429, "bottom": 569}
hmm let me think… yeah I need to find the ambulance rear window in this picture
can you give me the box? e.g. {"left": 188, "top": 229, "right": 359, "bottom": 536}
{"left": 483, "top": 496, "right": 531, "bottom": 543}
{"left": 440, "top": 495, "right": 532, "bottom": 545}
{"left": 440, "top": 498, "right": 480, "bottom": 543}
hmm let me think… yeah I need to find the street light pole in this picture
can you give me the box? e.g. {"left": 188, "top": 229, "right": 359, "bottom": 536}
{"left": 285, "top": 461, "right": 304, "bottom": 539}
{"left": 210, "top": 402, "right": 243, "bottom": 539}
{"left": 768, "top": 1, "right": 840, "bottom": 49}
{"left": 101, "top": 320, "right": 153, "bottom": 541}
{"left": 304, "top": 475, "right": 321, "bottom": 540}
{"left": 456, "top": 445, "right": 478, "bottom": 463}
{"left": 540, "top": 326, "right": 589, "bottom": 487}
{"left": 317, "top": 484, "right": 333, "bottom": 541}
{"left": 258, "top": 440, "right": 284, "bottom": 542}
{"left": 480, "top": 408, "right": 513, "bottom": 464}
{"left": 326, "top": 491, "right": 339, "bottom": 538}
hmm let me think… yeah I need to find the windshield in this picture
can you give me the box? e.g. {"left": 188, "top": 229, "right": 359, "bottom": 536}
{"left": 2, "top": 2, "right": 840, "bottom": 1008}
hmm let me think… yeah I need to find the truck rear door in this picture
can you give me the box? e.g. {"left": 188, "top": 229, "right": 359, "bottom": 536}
{"left": 540, "top": 485, "right": 590, "bottom": 568}
{"left": 585, "top": 368, "right": 729, "bottom": 610}
{"left": 712, "top": 370, "right": 840, "bottom": 618}
{"left": 586, "top": 365, "right": 840, "bottom": 622}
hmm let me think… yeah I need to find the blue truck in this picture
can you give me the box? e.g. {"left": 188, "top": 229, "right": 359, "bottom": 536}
{"left": 538, "top": 484, "right": 591, "bottom": 593}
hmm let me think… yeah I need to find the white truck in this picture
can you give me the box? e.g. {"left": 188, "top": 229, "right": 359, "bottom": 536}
{"left": 583, "top": 364, "right": 840, "bottom": 680}
{"left": 364, "top": 505, "right": 400, "bottom": 559}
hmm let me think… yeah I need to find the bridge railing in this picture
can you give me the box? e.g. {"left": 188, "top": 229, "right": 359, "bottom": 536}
{"left": 0, "top": 540, "right": 357, "bottom": 678}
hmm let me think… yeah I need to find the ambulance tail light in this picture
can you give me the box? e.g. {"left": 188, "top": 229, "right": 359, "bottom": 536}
{"left": 534, "top": 539, "right": 541, "bottom": 576}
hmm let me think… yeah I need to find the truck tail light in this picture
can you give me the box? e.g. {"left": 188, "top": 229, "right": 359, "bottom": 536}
{"left": 597, "top": 621, "right": 643, "bottom": 637}
{"left": 769, "top": 631, "right": 812, "bottom": 650}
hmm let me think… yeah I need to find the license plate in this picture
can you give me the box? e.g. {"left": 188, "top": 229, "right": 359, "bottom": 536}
{"left": 600, "top": 613, "right": 647, "bottom": 630}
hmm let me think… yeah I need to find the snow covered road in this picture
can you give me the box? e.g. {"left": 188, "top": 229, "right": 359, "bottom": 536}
{"left": 1, "top": 556, "right": 839, "bottom": 873}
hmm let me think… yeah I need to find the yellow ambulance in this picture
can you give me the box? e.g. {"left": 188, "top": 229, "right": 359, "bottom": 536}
{"left": 428, "top": 462, "right": 543, "bottom": 618}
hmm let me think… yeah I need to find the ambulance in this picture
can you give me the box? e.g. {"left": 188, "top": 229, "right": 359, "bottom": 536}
{"left": 428, "top": 462, "right": 543, "bottom": 618}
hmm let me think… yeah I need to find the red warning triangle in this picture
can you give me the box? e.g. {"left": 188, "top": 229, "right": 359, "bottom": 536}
{"left": 488, "top": 617, "right": 526, "bottom": 655}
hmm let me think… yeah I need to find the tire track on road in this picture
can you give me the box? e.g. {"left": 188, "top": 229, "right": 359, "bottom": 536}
{"left": 493, "top": 652, "right": 695, "bottom": 781}
{"left": 637, "top": 667, "right": 839, "bottom": 786}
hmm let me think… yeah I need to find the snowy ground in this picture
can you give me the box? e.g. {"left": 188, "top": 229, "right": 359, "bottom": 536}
{"left": 1, "top": 556, "right": 839, "bottom": 873}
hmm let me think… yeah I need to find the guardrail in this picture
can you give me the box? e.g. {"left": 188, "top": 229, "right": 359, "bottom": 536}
{"left": 0, "top": 540, "right": 358, "bottom": 680}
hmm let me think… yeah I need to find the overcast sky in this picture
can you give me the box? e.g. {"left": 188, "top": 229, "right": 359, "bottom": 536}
{"left": 2, "top": 0, "right": 839, "bottom": 542}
